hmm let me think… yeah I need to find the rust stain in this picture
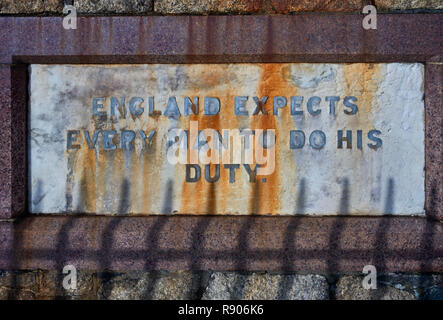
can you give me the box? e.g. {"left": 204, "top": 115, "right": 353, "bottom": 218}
{"left": 181, "top": 98, "right": 222, "bottom": 214}
{"left": 217, "top": 89, "right": 239, "bottom": 214}
{"left": 141, "top": 115, "right": 162, "bottom": 213}
{"left": 343, "top": 63, "right": 378, "bottom": 130}
{"left": 141, "top": 146, "right": 151, "bottom": 213}
{"left": 150, "top": 117, "right": 164, "bottom": 213}
{"left": 179, "top": 64, "right": 290, "bottom": 215}
{"left": 206, "top": 181, "right": 216, "bottom": 214}
{"left": 33, "top": 63, "right": 425, "bottom": 216}
{"left": 179, "top": 107, "right": 197, "bottom": 214}
{"left": 79, "top": 145, "right": 97, "bottom": 213}
{"left": 181, "top": 68, "right": 222, "bottom": 214}
{"left": 180, "top": 65, "right": 245, "bottom": 214}
{"left": 95, "top": 148, "right": 106, "bottom": 213}
{"left": 108, "top": 149, "right": 124, "bottom": 214}
{"left": 130, "top": 146, "right": 140, "bottom": 213}
{"left": 341, "top": 63, "right": 382, "bottom": 214}
{"left": 252, "top": 63, "right": 284, "bottom": 215}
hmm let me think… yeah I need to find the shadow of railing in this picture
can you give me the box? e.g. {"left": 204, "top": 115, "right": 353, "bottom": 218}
{"left": 277, "top": 178, "right": 305, "bottom": 299}
{"left": 418, "top": 181, "right": 437, "bottom": 297}
{"left": 370, "top": 178, "right": 394, "bottom": 299}
{"left": 4, "top": 176, "right": 440, "bottom": 300}
{"left": 99, "top": 178, "right": 130, "bottom": 297}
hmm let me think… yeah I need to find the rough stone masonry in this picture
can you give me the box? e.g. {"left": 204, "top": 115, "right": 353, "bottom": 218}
{"left": 1, "top": 270, "right": 442, "bottom": 300}
{"left": 1, "top": 1, "right": 442, "bottom": 15}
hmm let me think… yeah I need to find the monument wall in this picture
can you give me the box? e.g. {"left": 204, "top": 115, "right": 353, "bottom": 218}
{"left": 0, "top": 0, "right": 441, "bottom": 300}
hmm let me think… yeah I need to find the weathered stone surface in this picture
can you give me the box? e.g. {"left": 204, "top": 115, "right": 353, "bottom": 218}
{"left": 424, "top": 286, "right": 443, "bottom": 300}
{"left": 202, "top": 272, "right": 329, "bottom": 300}
{"left": 29, "top": 63, "right": 425, "bottom": 216}
{"left": 98, "top": 271, "right": 197, "bottom": 299}
{"left": 74, "top": 0, "right": 153, "bottom": 13}
{"left": 270, "top": 0, "right": 443, "bottom": 13}
{"left": 155, "top": 0, "right": 430, "bottom": 14}
{"left": 0, "top": 0, "right": 441, "bottom": 15}
{"left": 375, "top": 0, "right": 443, "bottom": 10}
{"left": 425, "top": 64, "right": 443, "bottom": 220}
{"left": 0, "top": 271, "right": 37, "bottom": 289}
{"left": 377, "top": 273, "right": 443, "bottom": 299}
{"left": 0, "top": 271, "right": 37, "bottom": 300}
{"left": 1, "top": 270, "right": 441, "bottom": 300}
{"left": 36, "top": 270, "right": 98, "bottom": 299}
{"left": 154, "top": 0, "right": 264, "bottom": 14}
{"left": 0, "top": 0, "right": 62, "bottom": 14}
{"left": 0, "top": 270, "right": 98, "bottom": 300}
{"left": 270, "top": 0, "right": 367, "bottom": 13}
{"left": 336, "top": 276, "right": 416, "bottom": 300}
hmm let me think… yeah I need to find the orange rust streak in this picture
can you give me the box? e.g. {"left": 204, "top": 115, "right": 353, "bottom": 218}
{"left": 143, "top": 115, "right": 162, "bottom": 214}
{"left": 80, "top": 146, "right": 97, "bottom": 213}
{"left": 181, "top": 108, "right": 221, "bottom": 214}
{"left": 180, "top": 65, "right": 234, "bottom": 214}
{"left": 251, "top": 63, "right": 284, "bottom": 215}
{"left": 141, "top": 148, "right": 151, "bottom": 213}
{"left": 95, "top": 148, "right": 106, "bottom": 213}
{"left": 342, "top": 63, "right": 380, "bottom": 215}
{"left": 217, "top": 90, "right": 239, "bottom": 214}
{"left": 343, "top": 63, "right": 377, "bottom": 129}
{"left": 131, "top": 147, "right": 140, "bottom": 213}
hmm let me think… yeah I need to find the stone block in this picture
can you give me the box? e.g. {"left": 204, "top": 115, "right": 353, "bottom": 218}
{"left": 202, "top": 272, "right": 329, "bottom": 300}
{"left": 335, "top": 276, "right": 416, "bottom": 300}
{"left": 74, "top": 0, "right": 153, "bottom": 14}
{"left": 0, "top": 0, "right": 62, "bottom": 14}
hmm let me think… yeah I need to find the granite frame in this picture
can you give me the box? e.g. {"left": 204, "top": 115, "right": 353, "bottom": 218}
{"left": 0, "top": 15, "right": 441, "bottom": 272}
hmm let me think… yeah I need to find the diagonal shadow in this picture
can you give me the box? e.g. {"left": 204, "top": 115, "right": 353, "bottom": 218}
{"left": 143, "top": 179, "right": 173, "bottom": 299}
{"left": 326, "top": 177, "right": 349, "bottom": 299}
{"left": 99, "top": 178, "right": 130, "bottom": 298}
{"left": 189, "top": 182, "right": 214, "bottom": 299}
{"left": 371, "top": 177, "right": 395, "bottom": 299}
{"left": 419, "top": 181, "right": 437, "bottom": 299}
{"left": 277, "top": 178, "right": 306, "bottom": 299}
{"left": 54, "top": 216, "right": 77, "bottom": 299}
{"left": 53, "top": 172, "right": 91, "bottom": 299}
{"left": 231, "top": 179, "right": 260, "bottom": 299}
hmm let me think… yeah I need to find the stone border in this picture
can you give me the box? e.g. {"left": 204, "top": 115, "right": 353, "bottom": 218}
{"left": 0, "top": 15, "right": 441, "bottom": 64}
{"left": 0, "top": 14, "right": 441, "bottom": 272}
{"left": 0, "top": 216, "right": 442, "bottom": 272}
{"left": 424, "top": 63, "right": 442, "bottom": 220}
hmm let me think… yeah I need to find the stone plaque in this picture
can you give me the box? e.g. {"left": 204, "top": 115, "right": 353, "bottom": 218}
{"left": 29, "top": 63, "right": 425, "bottom": 215}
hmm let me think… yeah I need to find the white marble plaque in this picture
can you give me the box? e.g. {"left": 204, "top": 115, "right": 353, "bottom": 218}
{"left": 29, "top": 63, "right": 425, "bottom": 215}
